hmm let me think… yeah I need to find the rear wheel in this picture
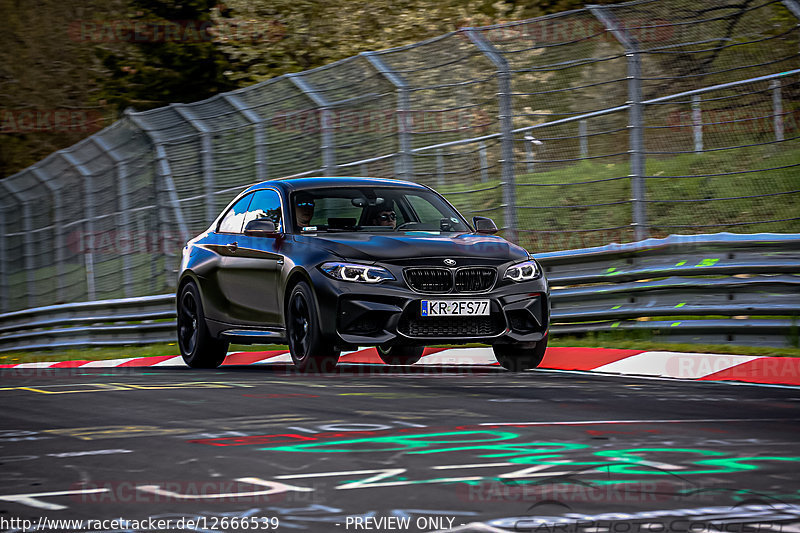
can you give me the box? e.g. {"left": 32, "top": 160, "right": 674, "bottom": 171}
{"left": 287, "top": 282, "right": 340, "bottom": 372}
{"left": 493, "top": 336, "right": 548, "bottom": 372}
{"left": 377, "top": 345, "right": 424, "bottom": 365}
{"left": 177, "top": 281, "right": 229, "bottom": 368}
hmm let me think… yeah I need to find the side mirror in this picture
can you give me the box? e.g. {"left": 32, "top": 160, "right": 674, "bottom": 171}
{"left": 473, "top": 216, "right": 498, "bottom": 235}
{"left": 244, "top": 218, "right": 278, "bottom": 237}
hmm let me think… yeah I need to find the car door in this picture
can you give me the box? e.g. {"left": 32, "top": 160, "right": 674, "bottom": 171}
{"left": 199, "top": 193, "right": 253, "bottom": 324}
{"left": 216, "top": 188, "right": 285, "bottom": 326}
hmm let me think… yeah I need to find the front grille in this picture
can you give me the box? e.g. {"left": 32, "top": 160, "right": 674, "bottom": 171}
{"left": 405, "top": 268, "right": 452, "bottom": 293}
{"left": 454, "top": 267, "right": 496, "bottom": 292}
{"left": 399, "top": 316, "right": 503, "bottom": 338}
{"left": 405, "top": 267, "right": 497, "bottom": 293}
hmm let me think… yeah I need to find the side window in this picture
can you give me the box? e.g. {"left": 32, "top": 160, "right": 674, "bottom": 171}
{"left": 243, "top": 189, "right": 283, "bottom": 232}
{"left": 218, "top": 194, "right": 253, "bottom": 234}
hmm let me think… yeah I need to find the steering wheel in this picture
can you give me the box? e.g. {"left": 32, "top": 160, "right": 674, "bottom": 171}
{"left": 395, "top": 221, "right": 418, "bottom": 231}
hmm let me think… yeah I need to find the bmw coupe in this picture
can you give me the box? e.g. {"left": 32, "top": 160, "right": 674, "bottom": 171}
{"left": 176, "top": 177, "right": 549, "bottom": 372}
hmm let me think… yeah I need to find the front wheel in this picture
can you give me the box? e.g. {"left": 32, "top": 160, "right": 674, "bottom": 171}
{"left": 377, "top": 345, "right": 424, "bottom": 365}
{"left": 286, "top": 282, "right": 340, "bottom": 372}
{"left": 177, "top": 281, "right": 229, "bottom": 368}
{"left": 492, "top": 336, "right": 548, "bottom": 372}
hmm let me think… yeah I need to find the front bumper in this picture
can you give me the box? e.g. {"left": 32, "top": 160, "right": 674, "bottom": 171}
{"left": 308, "top": 268, "right": 549, "bottom": 349}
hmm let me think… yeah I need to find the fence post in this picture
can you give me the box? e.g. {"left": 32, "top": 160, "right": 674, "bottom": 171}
{"left": 2, "top": 178, "right": 39, "bottom": 308}
{"left": 60, "top": 152, "right": 96, "bottom": 301}
{"left": 362, "top": 52, "right": 413, "bottom": 181}
{"left": 692, "top": 95, "right": 703, "bottom": 153}
{"left": 92, "top": 137, "right": 134, "bottom": 298}
{"left": 465, "top": 28, "right": 518, "bottom": 242}
{"left": 0, "top": 183, "right": 10, "bottom": 312}
{"left": 173, "top": 105, "right": 216, "bottom": 224}
{"left": 288, "top": 74, "right": 336, "bottom": 176}
{"left": 436, "top": 149, "right": 445, "bottom": 186}
{"left": 224, "top": 94, "right": 268, "bottom": 182}
{"left": 125, "top": 111, "right": 191, "bottom": 291}
{"left": 126, "top": 112, "right": 190, "bottom": 244}
{"left": 579, "top": 120, "right": 589, "bottom": 159}
{"left": 524, "top": 135, "right": 535, "bottom": 174}
{"left": 590, "top": 6, "right": 648, "bottom": 241}
{"left": 479, "top": 141, "right": 489, "bottom": 182}
{"left": 771, "top": 80, "right": 785, "bottom": 142}
{"left": 31, "top": 167, "right": 67, "bottom": 303}
{"left": 782, "top": 0, "right": 800, "bottom": 19}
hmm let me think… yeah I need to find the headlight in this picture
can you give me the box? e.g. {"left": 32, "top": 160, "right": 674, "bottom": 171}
{"left": 504, "top": 259, "right": 541, "bottom": 282}
{"left": 320, "top": 262, "right": 395, "bottom": 283}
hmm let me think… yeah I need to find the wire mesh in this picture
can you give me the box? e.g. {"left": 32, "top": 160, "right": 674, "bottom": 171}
{"left": 1, "top": 0, "right": 798, "bottom": 311}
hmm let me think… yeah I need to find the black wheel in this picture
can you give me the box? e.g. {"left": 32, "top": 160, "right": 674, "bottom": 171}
{"left": 377, "top": 345, "right": 424, "bottom": 365}
{"left": 493, "top": 336, "right": 548, "bottom": 372}
{"left": 177, "top": 281, "right": 229, "bottom": 368}
{"left": 286, "top": 282, "right": 340, "bottom": 372}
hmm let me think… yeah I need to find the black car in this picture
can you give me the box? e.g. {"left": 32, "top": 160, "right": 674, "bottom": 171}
{"left": 176, "top": 177, "right": 549, "bottom": 372}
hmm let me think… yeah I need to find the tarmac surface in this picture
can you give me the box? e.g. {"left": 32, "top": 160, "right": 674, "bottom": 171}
{"left": 1, "top": 362, "right": 799, "bottom": 532}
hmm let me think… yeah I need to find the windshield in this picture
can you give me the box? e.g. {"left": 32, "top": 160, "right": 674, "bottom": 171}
{"left": 290, "top": 187, "right": 470, "bottom": 234}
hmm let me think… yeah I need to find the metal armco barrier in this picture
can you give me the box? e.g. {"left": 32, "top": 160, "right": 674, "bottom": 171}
{"left": 1, "top": 233, "right": 798, "bottom": 352}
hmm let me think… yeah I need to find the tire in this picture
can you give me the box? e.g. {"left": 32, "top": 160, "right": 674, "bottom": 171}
{"left": 286, "top": 281, "right": 340, "bottom": 372}
{"left": 377, "top": 345, "right": 424, "bottom": 366}
{"left": 177, "top": 281, "right": 229, "bottom": 368}
{"left": 492, "top": 336, "right": 548, "bottom": 372}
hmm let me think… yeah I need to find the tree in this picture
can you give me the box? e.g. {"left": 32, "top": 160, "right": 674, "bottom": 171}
{"left": 95, "top": 0, "right": 236, "bottom": 112}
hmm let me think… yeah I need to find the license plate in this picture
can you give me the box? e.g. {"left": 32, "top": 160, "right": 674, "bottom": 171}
{"left": 421, "top": 300, "right": 490, "bottom": 317}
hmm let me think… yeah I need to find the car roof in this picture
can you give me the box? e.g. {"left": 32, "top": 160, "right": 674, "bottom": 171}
{"left": 243, "top": 176, "right": 430, "bottom": 195}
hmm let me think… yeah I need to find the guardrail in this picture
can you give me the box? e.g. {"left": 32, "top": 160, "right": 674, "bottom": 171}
{"left": 1, "top": 233, "right": 798, "bottom": 352}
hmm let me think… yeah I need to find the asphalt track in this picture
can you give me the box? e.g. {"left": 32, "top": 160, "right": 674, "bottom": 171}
{"left": 1, "top": 361, "right": 799, "bottom": 533}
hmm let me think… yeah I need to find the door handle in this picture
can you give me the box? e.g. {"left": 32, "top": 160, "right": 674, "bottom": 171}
{"left": 226, "top": 242, "right": 238, "bottom": 252}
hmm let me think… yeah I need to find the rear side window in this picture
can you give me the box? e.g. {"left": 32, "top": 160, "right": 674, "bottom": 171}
{"left": 243, "top": 189, "right": 283, "bottom": 232}
{"left": 218, "top": 194, "right": 253, "bottom": 234}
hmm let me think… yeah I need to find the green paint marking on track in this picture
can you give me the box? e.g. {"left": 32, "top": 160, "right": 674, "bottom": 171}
{"left": 611, "top": 322, "right": 621, "bottom": 328}
{"left": 675, "top": 303, "right": 686, "bottom": 308}
{"left": 675, "top": 261, "right": 687, "bottom": 266}
{"left": 671, "top": 322, "right": 682, "bottom": 327}
{"left": 695, "top": 258, "right": 720, "bottom": 267}
{"left": 606, "top": 267, "right": 617, "bottom": 274}
{"left": 611, "top": 305, "right": 622, "bottom": 310}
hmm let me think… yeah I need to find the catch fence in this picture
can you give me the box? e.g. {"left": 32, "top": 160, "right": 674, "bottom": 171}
{"left": 1, "top": 0, "right": 799, "bottom": 312}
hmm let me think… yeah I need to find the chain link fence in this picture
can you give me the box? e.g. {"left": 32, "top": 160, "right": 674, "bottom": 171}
{"left": 1, "top": 0, "right": 799, "bottom": 312}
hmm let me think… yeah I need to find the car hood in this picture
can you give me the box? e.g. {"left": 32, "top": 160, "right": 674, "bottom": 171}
{"left": 294, "top": 232, "right": 529, "bottom": 263}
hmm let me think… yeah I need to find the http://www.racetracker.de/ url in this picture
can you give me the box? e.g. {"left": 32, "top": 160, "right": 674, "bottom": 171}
{"left": 0, "top": 515, "right": 281, "bottom": 531}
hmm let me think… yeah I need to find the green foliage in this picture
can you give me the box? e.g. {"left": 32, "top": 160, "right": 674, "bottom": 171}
{"left": 96, "top": 0, "right": 236, "bottom": 111}
{"left": 210, "top": 0, "right": 626, "bottom": 85}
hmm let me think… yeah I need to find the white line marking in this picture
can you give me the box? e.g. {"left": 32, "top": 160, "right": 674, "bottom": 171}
{"left": 594, "top": 351, "right": 759, "bottom": 379}
{"left": 152, "top": 356, "right": 184, "bottom": 366}
{"left": 480, "top": 418, "right": 799, "bottom": 426}
{"left": 0, "top": 488, "right": 108, "bottom": 510}
{"left": 433, "top": 463, "right": 513, "bottom": 470}
{"left": 80, "top": 358, "right": 137, "bottom": 367}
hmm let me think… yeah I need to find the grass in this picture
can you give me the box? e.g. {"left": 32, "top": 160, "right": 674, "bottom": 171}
{"left": 2, "top": 338, "right": 799, "bottom": 365}
{"left": 441, "top": 142, "right": 800, "bottom": 251}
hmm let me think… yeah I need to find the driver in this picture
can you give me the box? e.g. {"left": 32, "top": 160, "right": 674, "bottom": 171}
{"left": 370, "top": 208, "right": 396, "bottom": 228}
{"left": 295, "top": 192, "right": 315, "bottom": 227}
